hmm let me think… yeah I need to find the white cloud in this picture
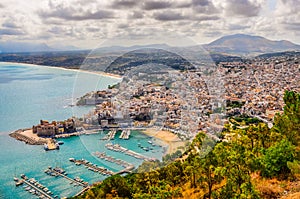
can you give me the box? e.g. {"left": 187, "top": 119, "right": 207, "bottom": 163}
{"left": 0, "top": 0, "right": 298, "bottom": 48}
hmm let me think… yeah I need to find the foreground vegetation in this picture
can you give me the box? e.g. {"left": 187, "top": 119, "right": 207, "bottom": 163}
{"left": 73, "top": 91, "right": 300, "bottom": 199}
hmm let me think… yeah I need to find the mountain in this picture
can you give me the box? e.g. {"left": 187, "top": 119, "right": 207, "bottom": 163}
{"left": 204, "top": 34, "right": 300, "bottom": 55}
{"left": 0, "top": 41, "right": 82, "bottom": 53}
{"left": 93, "top": 43, "right": 170, "bottom": 53}
{"left": 0, "top": 41, "right": 55, "bottom": 53}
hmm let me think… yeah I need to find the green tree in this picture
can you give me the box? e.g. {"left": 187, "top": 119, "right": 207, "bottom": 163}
{"left": 213, "top": 141, "right": 260, "bottom": 198}
{"left": 273, "top": 91, "right": 300, "bottom": 145}
{"left": 260, "top": 139, "right": 295, "bottom": 178}
{"left": 198, "top": 151, "right": 221, "bottom": 199}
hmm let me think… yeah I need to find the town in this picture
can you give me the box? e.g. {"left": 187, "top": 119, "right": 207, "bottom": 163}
{"left": 9, "top": 52, "right": 300, "bottom": 150}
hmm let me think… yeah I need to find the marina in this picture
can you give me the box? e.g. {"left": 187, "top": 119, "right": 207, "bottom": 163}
{"left": 69, "top": 158, "right": 114, "bottom": 176}
{"left": 1, "top": 63, "right": 161, "bottom": 199}
{"left": 17, "top": 174, "right": 55, "bottom": 199}
{"left": 44, "top": 167, "right": 89, "bottom": 187}
{"left": 105, "top": 143, "right": 157, "bottom": 162}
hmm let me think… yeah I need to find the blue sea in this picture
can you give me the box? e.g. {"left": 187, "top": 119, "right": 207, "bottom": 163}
{"left": 0, "top": 63, "right": 165, "bottom": 199}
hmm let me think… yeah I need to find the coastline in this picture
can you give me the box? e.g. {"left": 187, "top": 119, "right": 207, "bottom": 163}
{"left": 0, "top": 61, "right": 122, "bottom": 79}
{"left": 141, "top": 128, "right": 187, "bottom": 155}
{"left": 9, "top": 126, "right": 186, "bottom": 155}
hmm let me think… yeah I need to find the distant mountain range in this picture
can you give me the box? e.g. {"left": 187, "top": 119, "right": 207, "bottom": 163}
{"left": 0, "top": 41, "right": 80, "bottom": 53}
{"left": 0, "top": 34, "right": 299, "bottom": 55}
{"left": 204, "top": 34, "right": 300, "bottom": 55}
{"left": 94, "top": 34, "right": 300, "bottom": 56}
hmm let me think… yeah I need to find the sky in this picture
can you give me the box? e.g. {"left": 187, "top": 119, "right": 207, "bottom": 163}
{"left": 0, "top": 0, "right": 299, "bottom": 49}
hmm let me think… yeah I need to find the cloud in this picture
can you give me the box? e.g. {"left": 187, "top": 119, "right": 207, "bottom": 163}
{"left": 118, "top": 23, "right": 129, "bottom": 29}
{"left": 2, "top": 22, "right": 19, "bottom": 29}
{"left": 48, "top": 26, "right": 65, "bottom": 34}
{"left": 39, "top": 9, "right": 115, "bottom": 21}
{"left": 192, "top": 0, "right": 218, "bottom": 14}
{"left": 127, "top": 11, "right": 144, "bottom": 19}
{"left": 228, "top": 24, "right": 251, "bottom": 30}
{"left": 0, "top": 28, "right": 24, "bottom": 35}
{"left": 284, "top": 22, "right": 300, "bottom": 31}
{"left": 194, "top": 15, "right": 220, "bottom": 21}
{"left": 38, "top": 1, "right": 115, "bottom": 21}
{"left": 110, "top": 0, "right": 139, "bottom": 9}
{"left": 142, "top": 1, "right": 172, "bottom": 10}
{"left": 192, "top": 0, "right": 211, "bottom": 6}
{"left": 153, "top": 11, "right": 188, "bottom": 21}
{"left": 223, "top": 0, "right": 263, "bottom": 17}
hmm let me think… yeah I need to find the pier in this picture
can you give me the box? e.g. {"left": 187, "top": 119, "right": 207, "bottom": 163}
{"left": 119, "top": 129, "right": 130, "bottom": 139}
{"left": 44, "top": 167, "right": 89, "bottom": 187}
{"left": 18, "top": 174, "right": 55, "bottom": 199}
{"left": 105, "top": 143, "right": 157, "bottom": 162}
{"left": 101, "top": 130, "right": 117, "bottom": 140}
{"left": 93, "top": 151, "right": 135, "bottom": 173}
{"left": 69, "top": 158, "right": 114, "bottom": 176}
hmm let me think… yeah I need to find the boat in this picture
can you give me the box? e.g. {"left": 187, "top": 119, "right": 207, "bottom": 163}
{"left": 57, "top": 141, "right": 64, "bottom": 145}
{"left": 44, "top": 144, "right": 49, "bottom": 151}
{"left": 69, "top": 158, "right": 75, "bottom": 162}
{"left": 143, "top": 147, "right": 149, "bottom": 151}
{"left": 15, "top": 180, "right": 23, "bottom": 186}
{"left": 20, "top": 174, "right": 26, "bottom": 179}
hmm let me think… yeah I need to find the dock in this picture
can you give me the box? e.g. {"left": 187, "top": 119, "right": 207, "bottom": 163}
{"left": 119, "top": 129, "right": 130, "bottom": 139}
{"left": 105, "top": 143, "right": 157, "bottom": 162}
{"left": 69, "top": 158, "right": 114, "bottom": 176}
{"left": 44, "top": 167, "right": 89, "bottom": 187}
{"left": 18, "top": 174, "right": 55, "bottom": 199}
{"left": 100, "top": 130, "right": 117, "bottom": 140}
{"left": 93, "top": 151, "right": 135, "bottom": 173}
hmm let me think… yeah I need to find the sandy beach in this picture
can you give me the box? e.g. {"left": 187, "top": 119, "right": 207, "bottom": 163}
{"left": 0, "top": 62, "right": 122, "bottom": 79}
{"left": 142, "top": 128, "right": 187, "bottom": 154}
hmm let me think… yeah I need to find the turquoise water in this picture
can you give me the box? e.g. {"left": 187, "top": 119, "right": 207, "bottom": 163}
{"left": 0, "top": 63, "right": 165, "bottom": 199}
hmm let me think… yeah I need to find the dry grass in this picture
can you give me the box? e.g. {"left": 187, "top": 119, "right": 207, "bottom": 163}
{"left": 252, "top": 173, "right": 300, "bottom": 199}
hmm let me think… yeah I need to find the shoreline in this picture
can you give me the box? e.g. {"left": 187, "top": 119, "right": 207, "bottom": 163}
{"left": 141, "top": 128, "right": 187, "bottom": 155}
{"left": 0, "top": 61, "right": 122, "bottom": 79}
{"left": 9, "top": 126, "right": 185, "bottom": 155}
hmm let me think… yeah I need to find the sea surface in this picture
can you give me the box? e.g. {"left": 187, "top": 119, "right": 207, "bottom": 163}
{"left": 0, "top": 63, "right": 165, "bottom": 199}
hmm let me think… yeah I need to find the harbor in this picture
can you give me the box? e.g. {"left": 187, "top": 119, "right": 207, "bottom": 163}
{"left": 0, "top": 63, "right": 166, "bottom": 199}
{"left": 44, "top": 166, "right": 89, "bottom": 187}
{"left": 16, "top": 174, "right": 56, "bottom": 199}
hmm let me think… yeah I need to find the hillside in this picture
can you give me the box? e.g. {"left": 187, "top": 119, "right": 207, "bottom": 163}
{"left": 73, "top": 91, "right": 300, "bottom": 198}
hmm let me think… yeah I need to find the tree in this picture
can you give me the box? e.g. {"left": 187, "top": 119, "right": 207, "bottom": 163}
{"left": 273, "top": 91, "right": 300, "bottom": 145}
{"left": 213, "top": 141, "right": 260, "bottom": 198}
{"left": 260, "top": 139, "right": 295, "bottom": 178}
{"left": 198, "top": 151, "right": 221, "bottom": 199}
